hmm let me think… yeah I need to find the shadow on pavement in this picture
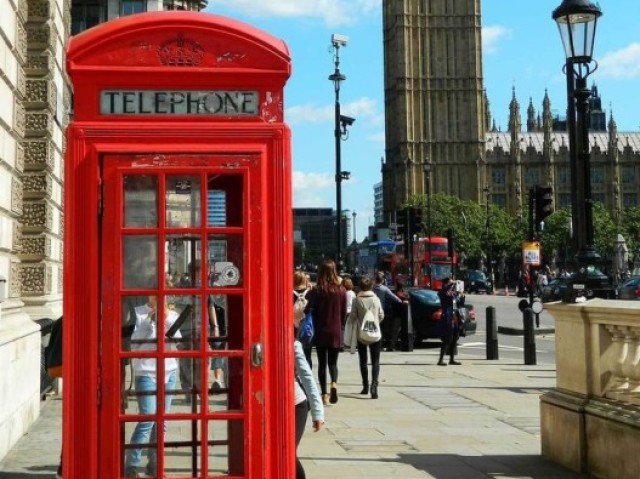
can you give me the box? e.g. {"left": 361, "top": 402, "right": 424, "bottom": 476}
{"left": 0, "top": 471, "right": 54, "bottom": 478}
{"left": 305, "top": 454, "right": 592, "bottom": 478}
{"left": 394, "top": 453, "right": 592, "bottom": 479}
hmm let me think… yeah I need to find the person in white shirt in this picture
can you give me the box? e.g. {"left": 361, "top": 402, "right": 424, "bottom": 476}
{"left": 125, "top": 296, "right": 181, "bottom": 478}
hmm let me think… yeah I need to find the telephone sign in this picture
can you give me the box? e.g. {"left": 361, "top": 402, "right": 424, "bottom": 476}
{"left": 100, "top": 90, "right": 260, "bottom": 116}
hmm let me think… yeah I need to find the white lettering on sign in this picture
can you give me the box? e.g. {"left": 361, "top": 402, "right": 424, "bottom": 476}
{"left": 100, "top": 90, "right": 260, "bottom": 116}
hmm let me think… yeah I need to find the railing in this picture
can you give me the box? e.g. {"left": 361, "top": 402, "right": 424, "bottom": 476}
{"left": 603, "top": 324, "right": 640, "bottom": 405}
{"left": 545, "top": 298, "right": 640, "bottom": 402}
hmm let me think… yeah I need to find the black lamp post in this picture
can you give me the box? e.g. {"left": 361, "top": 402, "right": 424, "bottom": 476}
{"left": 329, "top": 34, "right": 353, "bottom": 272}
{"left": 352, "top": 210, "right": 357, "bottom": 243}
{"left": 423, "top": 158, "right": 432, "bottom": 288}
{"left": 484, "top": 186, "right": 494, "bottom": 293}
{"left": 553, "top": 0, "right": 611, "bottom": 297}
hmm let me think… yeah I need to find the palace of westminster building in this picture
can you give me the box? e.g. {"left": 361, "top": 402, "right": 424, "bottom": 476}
{"left": 381, "top": 0, "right": 640, "bottom": 223}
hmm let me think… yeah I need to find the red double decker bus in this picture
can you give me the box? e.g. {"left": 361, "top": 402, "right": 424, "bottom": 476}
{"left": 413, "top": 236, "right": 457, "bottom": 290}
{"left": 388, "top": 236, "right": 456, "bottom": 290}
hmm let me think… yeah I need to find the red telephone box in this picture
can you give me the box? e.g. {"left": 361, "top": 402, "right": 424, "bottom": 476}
{"left": 64, "top": 12, "right": 293, "bottom": 479}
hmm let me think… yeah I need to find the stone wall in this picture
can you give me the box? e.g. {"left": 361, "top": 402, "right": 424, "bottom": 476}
{"left": 0, "top": 0, "right": 66, "bottom": 461}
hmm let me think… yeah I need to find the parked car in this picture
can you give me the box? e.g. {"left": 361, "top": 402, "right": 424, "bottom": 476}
{"left": 540, "top": 277, "right": 570, "bottom": 302}
{"left": 408, "top": 288, "right": 476, "bottom": 344}
{"left": 462, "top": 269, "right": 493, "bottom": 294}
{"left": 540, "top": 269, "right": 614, "bottom": 301}
{"left": 616, "top": 276, "right": 640, "bottom": 300}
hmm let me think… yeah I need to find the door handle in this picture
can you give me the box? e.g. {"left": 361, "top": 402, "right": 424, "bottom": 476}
{"left": 251, "top": 343, "right": 263, "bottom": 367}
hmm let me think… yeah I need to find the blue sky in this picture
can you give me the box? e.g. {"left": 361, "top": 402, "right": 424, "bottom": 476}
{"left": 204, "top": 1, "right": 640, "bottom": 241}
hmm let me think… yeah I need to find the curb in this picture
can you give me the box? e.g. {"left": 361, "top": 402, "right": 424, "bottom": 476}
{"left": 498, "top": 325, "right": 555, "bottom": 336}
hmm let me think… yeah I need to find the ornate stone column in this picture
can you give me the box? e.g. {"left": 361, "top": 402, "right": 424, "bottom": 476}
{"left": 21, "top": 0, "right": 67, "bottom": 318}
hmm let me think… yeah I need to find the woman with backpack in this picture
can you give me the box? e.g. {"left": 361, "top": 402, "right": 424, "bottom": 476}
{"left": 349, "top": 277, "right": 384, "bottom": 399}
{"left": 305, "top": 259, "right": 347, "bottom": 405}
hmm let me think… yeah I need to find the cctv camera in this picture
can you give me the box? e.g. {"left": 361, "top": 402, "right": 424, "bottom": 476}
{"left": 331, "top": 33, "right": 349, "bottom": 47}
{"left": 339, "top": 115, "right": 355, "bottom": 126}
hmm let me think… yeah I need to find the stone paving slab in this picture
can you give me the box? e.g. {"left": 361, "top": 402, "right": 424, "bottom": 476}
{"left": 0, "top": 349, "right": 593, "bottom": 478}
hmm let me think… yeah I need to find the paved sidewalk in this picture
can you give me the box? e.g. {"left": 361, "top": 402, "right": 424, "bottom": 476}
{"left": 0, "top": 345, "right": 591, "bottom": 478}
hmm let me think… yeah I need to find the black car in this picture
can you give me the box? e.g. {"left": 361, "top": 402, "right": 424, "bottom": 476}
{"left": 408, "top": 288, "right": 476, "bottom": 344}
{"left": 540, "top": 277, "right": 570, "bottom": 302}
{"left": 462, "top": 270, "right": 493, "bottom": 294}
{"left": 616, "top": 276, "right": 640, "bottom": 300}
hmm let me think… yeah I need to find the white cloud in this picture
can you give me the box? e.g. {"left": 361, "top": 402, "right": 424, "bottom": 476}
{"left": 292, "top": 171, "right": 334, "bottom": 207}
{"left": 206, "top": 0, "right": 379, "bottom": 27}
{"left": 286, "top": 97, "right": 380, "bottom": 125}
{"left": 482, "top": 25, "right": 511, "bottom": 54}
{"left": 599, "top": 43, "right": 640, "bottom": 79}
{"left": 286, "top": 104, "right": 334, "bottom": 123}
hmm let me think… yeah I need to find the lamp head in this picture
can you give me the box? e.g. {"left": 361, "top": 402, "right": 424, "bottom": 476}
{"left": 552, "top": 0, "right": 602, "bottom": 64}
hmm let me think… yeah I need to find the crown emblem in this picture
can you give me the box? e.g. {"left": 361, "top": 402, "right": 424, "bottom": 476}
{"left": 157, "top": 34, "right": 205, "bottom": 67}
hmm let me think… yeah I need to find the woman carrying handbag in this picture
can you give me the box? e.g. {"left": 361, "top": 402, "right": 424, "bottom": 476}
{"left": 349, "top": 277, "right": 384, "bottom": 399}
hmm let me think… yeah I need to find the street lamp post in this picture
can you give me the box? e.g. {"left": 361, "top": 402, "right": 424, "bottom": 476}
{"left": 423, "top": 159, "right": 432, "bottom": 288}
{"left": 484, "top": 186, "right": 494, "bottom": 293}
{"left": 553, "top": 0, "right": 610, "bottom": 297}
{"left": 329, "top": 34, "right": 353, "bottom": 272}
{"left": 352, "top": 210, "right": 357, "bottom": 243}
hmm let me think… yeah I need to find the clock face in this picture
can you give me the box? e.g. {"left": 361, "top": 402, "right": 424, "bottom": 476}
{"left": 531, "top": 300, "right": 544, "bottom": 314}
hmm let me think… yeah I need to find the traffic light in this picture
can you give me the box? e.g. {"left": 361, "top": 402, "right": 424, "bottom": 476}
{"left": 396, "top": 208, "right": 410, "bottom": 240}
{"left": 446, "top": 228, "right": 455, "bottom": 258}
{"left": 534, "top": 186, "right": 553, "bottom": 231}
{"left": 412, "top": 207, "right": 423, "bottom": 232}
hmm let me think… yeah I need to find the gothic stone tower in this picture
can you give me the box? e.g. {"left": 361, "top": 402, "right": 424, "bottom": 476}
{"left": 382, "top": 0, "right": 486, "bottom": 219}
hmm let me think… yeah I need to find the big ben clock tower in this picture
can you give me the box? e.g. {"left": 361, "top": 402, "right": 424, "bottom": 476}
{"left": 382, "top": 0, "right": 486, "bottom": 217}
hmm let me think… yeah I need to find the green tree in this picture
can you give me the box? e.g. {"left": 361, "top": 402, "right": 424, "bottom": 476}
{"left": 620, "top": 206, "right": 640, "bottom": 254}
{"left": 406, "top": 193, "right": 522, "bottom": 259}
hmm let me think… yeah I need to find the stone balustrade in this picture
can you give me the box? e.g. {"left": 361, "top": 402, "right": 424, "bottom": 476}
{"left": 542, "top": 299, "right": 640, "bottom": 478}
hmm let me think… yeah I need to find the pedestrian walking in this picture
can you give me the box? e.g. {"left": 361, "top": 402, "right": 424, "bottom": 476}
{"left": 387, "top": 280, "right": 408, "bottom": 351}
{"left": 372, "top": 271, "right": 406, "bottom": 351}
{"left": 293, "top": 296, "right": 324, "bottom": 479}
{"left": 306, "top": 259, "right": 347, "bottom": 405}
{"left": 293, "top": 271, "right": 314, "bottom": 367}
{"left": 349, "top": 277, "right": 384, "bottom": 398}
{"left": 342, "top": 277, "right": 356, "bottom": 351}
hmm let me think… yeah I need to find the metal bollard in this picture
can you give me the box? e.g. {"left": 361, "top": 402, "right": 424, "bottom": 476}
{"left": 400, "top": 305, "right": 414, "bottom": 352}
{"left": 523, "top": 308, "right": 537, "bottom": 365}
{"left": 486, "top": 306, "right": 499, "bottom": 360}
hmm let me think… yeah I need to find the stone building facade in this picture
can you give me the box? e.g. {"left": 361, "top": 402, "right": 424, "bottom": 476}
{"left": 381, "top": 0, "right": 640, "bottom": 223}
{"left": 0, "top": 0, "right": 204, "bottom": 461}
{"left": 485, "top": 88, "right": 640, "bottom": 219}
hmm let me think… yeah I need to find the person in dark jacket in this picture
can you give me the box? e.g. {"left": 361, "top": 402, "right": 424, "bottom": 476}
{"left": 373, "top": 271, "right": 406, "bottom": 352}
{"left": 306, "top": 259, "right": 347, "bottom": 405}
{"left": 437, "top": 277, "right": 465, "bottom": 366}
